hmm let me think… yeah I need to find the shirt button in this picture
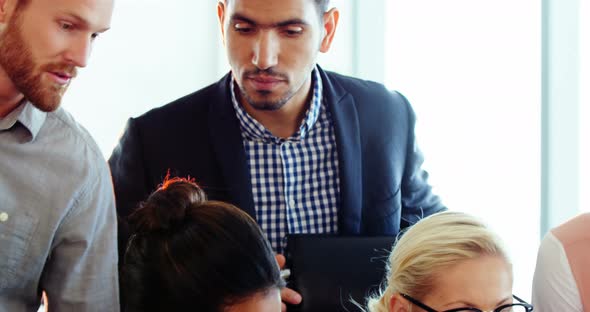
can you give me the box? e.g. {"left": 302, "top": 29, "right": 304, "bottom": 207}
{"left": 289, "top": 199, "right": 296, "bottom": 207}
{"left": 0, "top": 212, "right": 8, "bottom": 222}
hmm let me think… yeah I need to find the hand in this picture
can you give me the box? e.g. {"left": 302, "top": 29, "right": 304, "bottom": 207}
{"left": 276, "top": 254, "right": 302, "bottom": 312}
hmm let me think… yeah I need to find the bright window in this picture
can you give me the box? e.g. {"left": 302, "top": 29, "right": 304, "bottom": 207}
{"left": 385, "top": 0, "right": 541, "bottom": 299}
{"left": 581, "top": 0, "right": 590, "bottom": 213}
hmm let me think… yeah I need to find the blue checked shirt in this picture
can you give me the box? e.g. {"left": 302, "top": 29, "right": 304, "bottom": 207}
{"left": 231, "top": 67, "right": 340, "bottom": 253}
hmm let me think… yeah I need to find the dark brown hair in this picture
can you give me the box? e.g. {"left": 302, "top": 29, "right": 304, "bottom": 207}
{"left": 224, "top": 0, "right": 330, "bottom": 16}
{"left": 121, "top": 177, "right": 284, "bottom": 312}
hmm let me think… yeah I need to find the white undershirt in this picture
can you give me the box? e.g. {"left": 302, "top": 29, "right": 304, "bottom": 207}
{"left": 532, "top": 231, "right": 583, "bottom": 312}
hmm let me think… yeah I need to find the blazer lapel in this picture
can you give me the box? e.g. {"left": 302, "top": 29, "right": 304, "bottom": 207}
{"left": 208, "top": 74, "right": 256, "bottom": 219}
{"left": 320, "top": 68, "right": 363, "bottom": 234}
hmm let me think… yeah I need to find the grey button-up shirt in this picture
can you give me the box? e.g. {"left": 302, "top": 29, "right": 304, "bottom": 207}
{"left": 0, "top": 102, "right": 119, "bottom": 311}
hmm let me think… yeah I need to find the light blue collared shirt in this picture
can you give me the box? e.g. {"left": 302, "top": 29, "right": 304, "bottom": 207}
{"left": 0, "top": 102, "right": 119, "bottom": 311}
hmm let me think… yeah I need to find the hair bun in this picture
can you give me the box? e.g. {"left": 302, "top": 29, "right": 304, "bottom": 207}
{"left": 129, "top": 176, "right": 207, "bottom": 232}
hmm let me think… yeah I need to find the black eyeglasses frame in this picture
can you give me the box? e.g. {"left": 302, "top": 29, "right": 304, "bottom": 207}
{"left": 399, "top": 293, "right": 533, "bottom": 312}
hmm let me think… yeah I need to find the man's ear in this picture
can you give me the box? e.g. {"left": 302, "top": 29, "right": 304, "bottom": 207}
{"left": 389, "top": 293, "right": 410, "bottom": 312}
{"left": 217, "top": 1, "right": 227, "bottom": 47}
{"left": 319, "top": 7, "right": 339, "bottom": 53}
{"left": 0, "top": 0, "right": 17, "bottom": 24}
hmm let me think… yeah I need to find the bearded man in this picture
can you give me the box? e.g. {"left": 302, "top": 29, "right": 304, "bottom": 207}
{"left": 109, "top": 0, "right": 446, "bottom": 310}
{"left": 0, "top": 0, "right": 119, "bottom": 311}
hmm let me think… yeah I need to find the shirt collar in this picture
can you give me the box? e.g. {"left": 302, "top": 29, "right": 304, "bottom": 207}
{"left": 0, "top": 101, "right": 47, "bottom": 142}
{"left": 231, "top": 66, "right": 323, "bottom": 143}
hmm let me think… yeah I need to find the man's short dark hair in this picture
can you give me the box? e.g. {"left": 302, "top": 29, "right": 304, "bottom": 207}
{"left": 224, "top": 0, "right": 330, "bottom": 16}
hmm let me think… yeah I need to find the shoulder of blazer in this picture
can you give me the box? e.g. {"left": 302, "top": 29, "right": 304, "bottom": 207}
{"left": 321, "top": 68, "right": 412, "bottom": 124}
{"left": 322, "top": 69, "right": 410, "bottom": 111}
{"left": 135, "top": 74, "right": 231, "bottom": 127}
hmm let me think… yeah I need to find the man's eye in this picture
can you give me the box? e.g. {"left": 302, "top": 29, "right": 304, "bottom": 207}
{"left": 283, "top": 27, "right": 303, "bottom": 36}
{"left": 234, "top": 23, "right": 254, "bottom": 34}
{"left": 91, "top": 33, "right": 100, "bottom": 40}
{"left": 60, "top": 22, "right": 74, "bottom": 30}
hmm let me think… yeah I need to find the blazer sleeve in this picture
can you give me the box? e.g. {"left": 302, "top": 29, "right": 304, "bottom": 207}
{"left": 108, "top": 118, "right": 152, "bottom": 259}
{"left": 397, "top": 92, "right": 446, "bottom": 227}
{"left": 109, "top": 118, "right": 151, "bottom": 218}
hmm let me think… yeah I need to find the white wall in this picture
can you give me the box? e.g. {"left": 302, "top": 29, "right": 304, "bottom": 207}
{"left": 62, "top": 0, "right": 224, "bottom": 157}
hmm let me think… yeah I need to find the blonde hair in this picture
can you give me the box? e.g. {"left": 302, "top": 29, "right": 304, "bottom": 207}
{"left": 366, "top": 211, "right": 509, "bottom": 312}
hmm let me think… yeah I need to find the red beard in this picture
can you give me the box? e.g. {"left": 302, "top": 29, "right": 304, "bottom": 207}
{"left": 0, "top": 9, "right": 76, "bottom": 112}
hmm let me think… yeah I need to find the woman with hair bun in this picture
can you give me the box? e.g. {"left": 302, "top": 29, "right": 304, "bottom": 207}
{"left": 121, "top": 177, "right": 284, "bottom": 312}
{"left": 366, "top": 211, "right": 533, "bottom": 312}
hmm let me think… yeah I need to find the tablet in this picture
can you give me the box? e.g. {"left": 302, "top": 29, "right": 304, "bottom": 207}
{"left": 286, "top": 234, "right": 396, "bottom": 312}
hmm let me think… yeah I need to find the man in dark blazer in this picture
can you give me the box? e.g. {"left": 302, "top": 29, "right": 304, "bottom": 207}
{"left": 110, "top": 0, "right": 445, "bottom": 309}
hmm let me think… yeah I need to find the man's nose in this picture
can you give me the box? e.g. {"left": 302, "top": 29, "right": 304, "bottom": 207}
{"left": 63, "top": 36, "right": 92, "bottom": 68}
{"left": 251, "top": 31, "right": 279, "bottom": 70}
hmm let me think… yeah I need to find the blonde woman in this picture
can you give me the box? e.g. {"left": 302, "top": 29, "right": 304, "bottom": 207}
{"left": 366, "top": 211, "right": 533, "bottom": 312}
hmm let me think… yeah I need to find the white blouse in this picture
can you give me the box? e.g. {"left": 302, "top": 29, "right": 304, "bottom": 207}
{"left": 532, "top": 231, "right": 583, "bottom": 312}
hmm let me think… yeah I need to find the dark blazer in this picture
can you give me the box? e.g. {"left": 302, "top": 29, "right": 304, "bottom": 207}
{"left": 109, "top": 67, "right": 445, "bottom": 255}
